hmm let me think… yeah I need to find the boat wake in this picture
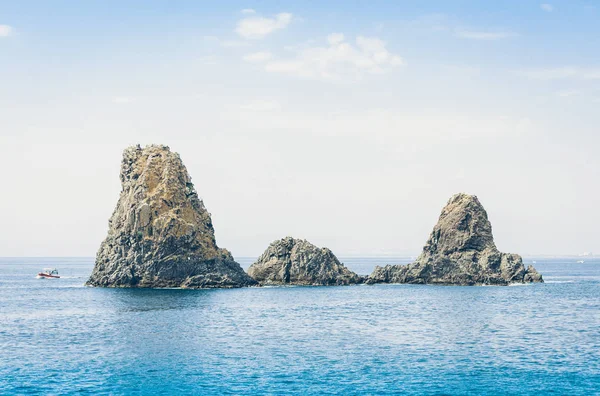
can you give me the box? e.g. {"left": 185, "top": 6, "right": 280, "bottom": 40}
{"left": 544, "top": 280, "right": 575, "bottom": 284}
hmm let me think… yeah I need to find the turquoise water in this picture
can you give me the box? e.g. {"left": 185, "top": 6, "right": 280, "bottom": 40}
{"left": 1, "top": 257, "right": 599, "bottom": 395}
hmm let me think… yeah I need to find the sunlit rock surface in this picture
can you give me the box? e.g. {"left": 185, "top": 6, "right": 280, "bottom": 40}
{"left": 86, "top": 144, "right": 256, "bottom": 288}
{"left": 248, "top": 237, "right": 363, "bottom": 286}
{"left": 367, "top": 193, "right": 543, "bottom": 286}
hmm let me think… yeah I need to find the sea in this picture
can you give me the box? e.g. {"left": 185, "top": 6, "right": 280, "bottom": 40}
{"left": 0, "top": 257, "right": 599, "bottom": 395}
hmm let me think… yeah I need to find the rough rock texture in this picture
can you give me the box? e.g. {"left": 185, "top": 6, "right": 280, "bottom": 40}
{"left": 86, "top": 145, "right": 256, "bottom": 288}
{"left": 248, "top": 237, "right": 363, "bottom": 286}
{"left": 367, "top": 193, "right": 543, "bottom": 286}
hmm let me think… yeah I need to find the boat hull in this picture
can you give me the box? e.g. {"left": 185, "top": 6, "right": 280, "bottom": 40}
{"left": 37, "top": 273, "right": 60, "bottom": 279}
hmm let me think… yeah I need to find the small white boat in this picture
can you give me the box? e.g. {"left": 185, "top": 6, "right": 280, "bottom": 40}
{"left": 37, "top": 268, "right": 60, "bottom": 279}
{"left": 576, "top": 260, "right": 585, "bottom": 264}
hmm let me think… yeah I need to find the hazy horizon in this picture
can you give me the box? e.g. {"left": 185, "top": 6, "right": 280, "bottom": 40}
{"left": 1, "top": 1, "right": 598, "bottom": 257}
{"left": 0, "top": 253, "right": 595, "bottom": 258}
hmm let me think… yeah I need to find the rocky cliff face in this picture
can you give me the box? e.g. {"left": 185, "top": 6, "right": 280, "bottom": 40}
{"left": 367, "top": 193, "right": 543, "bottom": 286}
{"left": 248, "top": 237, "right": 363, "bottom": 286}
{"left": 86, "top": 145, "right": 256, "bottom": 288}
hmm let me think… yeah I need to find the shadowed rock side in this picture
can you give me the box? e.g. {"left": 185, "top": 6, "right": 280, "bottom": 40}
{"left": 86, "top": 145, "right": 256, "bottom": 288}
{"left": 248, "top": 237, "right": 363, "bottom": 286}
{"left": 367, "top": 193, "right": 543, "bottom": 286}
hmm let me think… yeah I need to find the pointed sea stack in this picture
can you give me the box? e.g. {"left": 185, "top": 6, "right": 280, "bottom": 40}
{"left": 248, "top": 237, "right": 363, "bottom": 286}
{"left": 86, "top": 145, "right": 256, "bottom": 288}
{"left": 367, "top": 193, "right": 543, "bottom": 286}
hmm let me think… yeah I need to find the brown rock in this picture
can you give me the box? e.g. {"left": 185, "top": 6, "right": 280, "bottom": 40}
{"left": 367, "top": 193, "right": 543, "bottom": 286}
{"left": 248, "top": 237, "right": 363, "bottom": 286}
{"left": 86, "top": 144, "right": 256, "bottom": 288}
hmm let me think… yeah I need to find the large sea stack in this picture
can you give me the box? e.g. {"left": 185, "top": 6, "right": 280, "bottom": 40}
{"left": 86, "top": 145, "right": 256, "bottom": 288}
{"left": 248, "top": 237, "right": 363, "bottom": 286}
{"left": 367, "top": 193, "right": 543, "bottom": 286}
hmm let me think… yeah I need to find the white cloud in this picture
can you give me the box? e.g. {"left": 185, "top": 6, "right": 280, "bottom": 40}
{"left": 243, "top": 51, "right": 273, "bottom": 63}
{"left": 224, "top": 107, "right": 536, "bottom": 143}
{"left": 236, "top": 12, "right": 292, "bottom": 39}
{"left": 0, "top": 25, "right": 13, "bottom": 37}
{"left": 263, "top": 34, "right": 404, "bottom": 82}
{"left": 220, "top": 40, "right": 250, "bottom": 48}
{"left": 540, "top": 4, "right": 554, "bottom": 12}
{"left": 518, "top": 67, "right": 600, "bottom": 80}
{"left": 586, "top": 70, "right": 600, "bottom": 79}
{"left": 454, "top": 29, "right": 518, "bottom": 40}
{"left": 327, "top": 33, "right": 345, "bottom": 45}
{"left": 112, "top": 97, "right": 134, "bottom": 104}
{"left": 241, "top": 9, "right": 256, "bottom": 15}
{"left": 556, "top": 90, "right": 581, "bottom": 98}
{"left": 240, "top": 100, "right": 281, "bottom": 112}
{"left": 198, "top": 55, "right": 219, "bottom": 65}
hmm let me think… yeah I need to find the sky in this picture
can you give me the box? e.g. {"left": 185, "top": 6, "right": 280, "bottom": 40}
{"left": 0, "top": 0, "right": 599, "bottom": 257}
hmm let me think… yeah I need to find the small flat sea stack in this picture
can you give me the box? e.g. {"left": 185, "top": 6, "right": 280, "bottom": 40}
{"left": 367, "top": 193, "right": 543, "bottom": 286}
{"left": 86, "top": 145, "right": 256, "bottom": 288}
{"left": 248, "top": 237, "right": 363, "bottom": 286}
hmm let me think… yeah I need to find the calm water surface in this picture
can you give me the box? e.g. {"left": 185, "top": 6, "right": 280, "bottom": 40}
{"left": 1, "top": 257, "right": 599, "bottom": 395}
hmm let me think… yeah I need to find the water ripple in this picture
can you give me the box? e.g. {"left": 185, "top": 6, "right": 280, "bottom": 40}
{"left": 0, "top": 258, "right": 599, "bottom": 394}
